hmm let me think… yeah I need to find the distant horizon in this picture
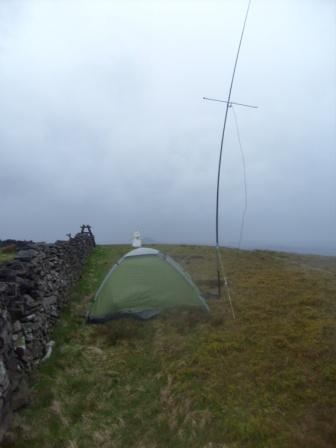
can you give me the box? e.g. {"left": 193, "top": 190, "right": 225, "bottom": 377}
{"left": 97, "top": 238, "right": 336, "bottom": 257}
{"left": 0, "top": 231, "right": 336, "bottom": 256}
{"left": 1, "top": 233, "right": 335, "bottom": 257}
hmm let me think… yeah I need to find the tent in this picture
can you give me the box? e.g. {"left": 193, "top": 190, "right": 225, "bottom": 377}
{"left": 87, "top": 247, "right": 209, "bottom": 322}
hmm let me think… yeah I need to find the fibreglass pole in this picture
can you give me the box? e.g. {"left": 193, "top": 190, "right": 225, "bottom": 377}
{"left": 215, "top": 0, "right": 252, "bottom": 299}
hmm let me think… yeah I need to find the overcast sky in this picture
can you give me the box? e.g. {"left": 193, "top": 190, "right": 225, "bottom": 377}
{"left": 0, "top": 0, "right": 335, "bottom": 254}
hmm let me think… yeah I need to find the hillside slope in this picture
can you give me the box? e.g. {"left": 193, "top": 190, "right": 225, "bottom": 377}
{"left": 3, "top": 245, "right": 336, "bottom": 448}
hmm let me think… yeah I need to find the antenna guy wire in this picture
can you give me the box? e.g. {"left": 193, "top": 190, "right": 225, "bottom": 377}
{"left": 232, "top": 105, "right": 248, "bottom": 251}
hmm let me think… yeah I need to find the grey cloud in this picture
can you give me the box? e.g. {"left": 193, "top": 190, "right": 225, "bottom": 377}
{"left": 0, "top": 0, "right": 335, "bottom": 254}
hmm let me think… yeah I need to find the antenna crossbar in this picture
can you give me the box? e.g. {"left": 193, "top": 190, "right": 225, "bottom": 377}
{"left": 203, "top": 97, "right": 258, "bottom": 109}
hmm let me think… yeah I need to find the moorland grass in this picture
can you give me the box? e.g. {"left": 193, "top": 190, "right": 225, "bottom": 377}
{"left": 0, "top": 248, "right": 15, "bottom": 262}
{"left": 3, "top": 244, "right": 336, "bottom": 448}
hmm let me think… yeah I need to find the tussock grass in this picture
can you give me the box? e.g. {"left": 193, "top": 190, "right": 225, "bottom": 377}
{"left": 3, "top": 245, "right": 336, "bottom": 448}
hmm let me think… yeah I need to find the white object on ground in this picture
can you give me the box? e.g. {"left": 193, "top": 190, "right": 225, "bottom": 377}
{"left": 132, "top": 231, "right": 142, "bottom": 248}
{"left": 42, "top": 340, "right": 55, "bottom": 361}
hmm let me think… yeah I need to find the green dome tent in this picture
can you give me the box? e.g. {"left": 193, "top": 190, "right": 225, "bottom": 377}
{"left": 87, "top": 247, "right": 209, "bottom": 322}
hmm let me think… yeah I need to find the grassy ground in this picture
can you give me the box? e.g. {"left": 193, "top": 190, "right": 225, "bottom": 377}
{"left": 3, "top": 245, "right": 336, "bottom": 448}
{"left": 0, "top": 248, "right": 15, "bottom": 262}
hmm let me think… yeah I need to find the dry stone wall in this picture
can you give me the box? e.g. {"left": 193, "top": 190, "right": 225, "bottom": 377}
{"left": 0, "top": 230, "right": 95, "bottom": 439}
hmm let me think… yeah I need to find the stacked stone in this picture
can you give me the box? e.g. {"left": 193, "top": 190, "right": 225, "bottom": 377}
{"left": 0, "top": 230, "right": 95, "bottom": 439}
{"left": 0, "top": 240, "right": 33, "bottom": 249}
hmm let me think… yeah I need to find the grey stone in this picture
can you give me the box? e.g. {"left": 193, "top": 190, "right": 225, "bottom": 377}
{"left": 24, "top": 332, "right": 33, "bottom": 343}
{"left": 0, "top": 361, "right": 9, "bottom": 392}
{"left": 23, "top": 294, "right": 39, "bottom": 308}
{"left": 43, "top": 296, "right": 57, "bottom": 308}
{"left": 0, "top": 283, "right": 9, "bottom": 295}
{"left": 15, "top": 249, "right": 38, "bottom": 260}
{"left": 22, "top": 314, "right": 36, "bottom": 322}
{"left": 12, "top": 321, "right": 21, "bottom": 333}
{"left": 14, "top": 335, "right": 26, "bottom": 351}
{"left": 3, "top": 283, "right": 17, "bottom": 297}
{"left": 5, "top": 261, "right": 26, "bottom": 272}
{"left": 16, "top": 277, "right": 34, "bottom": 294}
{"left": 0, "top": 270, "right": 17, "bottom": 281}
{"left": 50, "top": 308, "right": 59, "bottom": 318}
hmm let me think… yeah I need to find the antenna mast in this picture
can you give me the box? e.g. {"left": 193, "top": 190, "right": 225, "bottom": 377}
{"left": 205, "top": 0, "right": 254, "bottom": 307}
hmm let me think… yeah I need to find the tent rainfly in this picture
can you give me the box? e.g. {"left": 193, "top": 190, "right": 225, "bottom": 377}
{"left": 87, "top": 247, "right": 209, "bottom": 322}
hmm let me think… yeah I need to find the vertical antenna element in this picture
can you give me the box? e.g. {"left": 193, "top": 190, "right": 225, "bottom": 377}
{"left": 215, "top": 0, "right": 252, "bottom": 305}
